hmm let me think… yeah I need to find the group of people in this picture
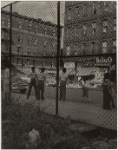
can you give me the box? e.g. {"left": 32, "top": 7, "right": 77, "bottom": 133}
{"left": 2, "top": 61, "right": 117, "bottom": 110}
{"left": 27, "top": 67, "right": 68, "bottom": 101}
{"left": 27, "top": 67, "right": 46, "bottom": 100}
{"left": 79, "top": 62, "right": 117, "bottom": 110}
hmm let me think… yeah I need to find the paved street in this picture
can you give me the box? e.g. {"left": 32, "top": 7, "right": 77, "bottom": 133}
{"left": 12, "top": 87, "right": 117, "bottom": 130}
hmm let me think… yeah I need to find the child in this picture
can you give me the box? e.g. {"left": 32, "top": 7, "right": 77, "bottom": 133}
{"left": 79, "top": 77, "right": 88, "bottom": 99}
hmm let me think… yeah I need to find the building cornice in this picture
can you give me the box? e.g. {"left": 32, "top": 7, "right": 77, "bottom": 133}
{"left": 1, "top": 10, "right": 59, "bottom": 28}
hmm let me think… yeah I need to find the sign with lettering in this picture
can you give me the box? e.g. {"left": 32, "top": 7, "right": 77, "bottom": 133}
{"left": 94, "top": 56, "right": 113, "bottom": 66}
{"left": 80, "top": 56, "right": 114, "bottom": 67}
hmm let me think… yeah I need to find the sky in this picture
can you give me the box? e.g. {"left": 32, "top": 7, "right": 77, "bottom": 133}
{"left": 1, "top": 1, "right": 14, "bottom": 8}
{"left": 1, "top": 1, "right": 65, "bottom": 25}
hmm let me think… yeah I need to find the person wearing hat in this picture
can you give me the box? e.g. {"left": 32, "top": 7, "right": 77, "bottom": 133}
{"left": 37, "top": 67, "right": 46, "bottom": 100}
{"left": 27, "top": 66, "right": 38, "bottom": 99}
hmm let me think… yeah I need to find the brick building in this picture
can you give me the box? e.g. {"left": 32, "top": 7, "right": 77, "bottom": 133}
{"left": 63, "top": 1, "right": 116, "bottom": 78}
{"left": 1, "top": 10, "right": 58, "bottom": 70}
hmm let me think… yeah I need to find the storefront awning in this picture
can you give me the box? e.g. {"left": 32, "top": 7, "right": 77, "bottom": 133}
{"left": 76, "top": 70, "right": 94, "bottom": 77}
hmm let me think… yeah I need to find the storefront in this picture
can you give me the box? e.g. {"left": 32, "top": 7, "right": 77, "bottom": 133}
{"left": 63, "top": 54, "right": 116, "bottom": 87}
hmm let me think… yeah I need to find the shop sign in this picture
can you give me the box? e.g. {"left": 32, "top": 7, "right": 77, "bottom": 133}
{"left": 82, "top": 60, "right": 94, "bottom": 67}
{"left": 94, "top": 56, "right": 112, "bottom": 66}
{"left": 64, "top": 62, "right": 75, "bottom": 69}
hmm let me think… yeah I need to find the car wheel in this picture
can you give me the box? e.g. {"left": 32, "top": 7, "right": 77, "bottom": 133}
{"left": 20, "top": 89, "right": 27, "bottom": 93}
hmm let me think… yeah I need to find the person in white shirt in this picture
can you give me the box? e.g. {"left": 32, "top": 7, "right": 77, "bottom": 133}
{"left": 27, "top": 66, "right": 38, "bottom": 99}
{"left": 59, "top": 68, "right": 68, "bottom": 101}
{"left": 37, "top": 68, "right": 46, "bottom": 100}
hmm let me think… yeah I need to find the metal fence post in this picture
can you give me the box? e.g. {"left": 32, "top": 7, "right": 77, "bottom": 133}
{"left": 9, "top": 4, "right": 12, "bottom": 102}
{"left": 56, "top": 1, "right": 60, "bottom": 116}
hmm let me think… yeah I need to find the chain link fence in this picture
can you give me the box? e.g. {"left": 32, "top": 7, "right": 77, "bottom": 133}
{"left": 1, "top": 1, "right": 117, "bottom": 131}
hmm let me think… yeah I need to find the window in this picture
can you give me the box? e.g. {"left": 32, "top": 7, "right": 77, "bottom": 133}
{"left": 35, "top": 26, "right": 38, "bottom": 34}
{"left": 67, "top": 9, "right": 71, "bottom": 21}
{"left": 113, "top": 18, "right": 116, "bottom": 31}
{"left": 43, "top": 61, "right": 45, "bottom": 66}
{"left": 102, "top": 41, "right": 107, "bottom": 53}
{"left": 7, "top": 20, "right": 10, "bottom": 28}
{"left": 33, "top": 60, "right": 35, "bottom": 65}
{"left": 92, "top": 23, "right": 96, "bottom": 35}
{"left": 53, "top": 31, "right": 56, "bottom": 37}
{"left": 91, "top": 42, "right": 95, "bottom": 54}
{"left": 52, "top": 51, "right": 55, "bottom": 57}
{"left": 29, "top": 24, "right": 32, "bottom": 32}
{"left": 34, "top": 49, "right": 36, "bottom": 56}
{"left": 19, "top": 22, "right": 22, "bottom": 30}
{"left": 82, "top": 43, "right": 86, "bottom": 55}
{"left": 73, "top": 45, "right": 77, "bottom": 55}
{"left": 104, "top": 2, "right": 109, "bottom": 12}
{"left": 18, "top": 35, "right": 22, "bottom": 43}
{"left": 17, "top": 58, "right": 19, "bottom": 64}
{"left": 83, "top": 25, "right": 87, "bottom": 35}
{"left": 92, "top": 2, "right": 97, "bottom": 14}
{"left": 44, "top": 40, "right": 47, "bottom": 47}
{"left": 43, "top": 50, "right": 46, "bottom": 56}
{"left": 66, "top": 28, "right": 70, "bottom": 39}
{"left": 28, "top": 37, "right": 31, "bottom": 45}
{"left": 17, "top": 46, "right": 21, "bottom": 54}
{"left": 103, "top": 20, "right": 108, "bottom": 33}
{"left": 74, "top": 27, "right": 77, "bottom": 37}
{"left": 27, "top": 48, "right": 31, "bottom": 55}
{"left": 44, "top": 27, "right": 47, "bottom": 35}
{"left": 27, "top": 59, "right": 30, "bottom": 65}
{"left": 51, "top": 62, "right": 54, "bottom": 68}
{"left": 1, "top": 32, "right": 4, "bottom": 39}
{"left": 52, "top": 43, "right": 55, "bottom": 48}
{"left": 113, "top": 40, "right": 116, "bottom": 53}
{"left": 83, "top": 4, "right": 87, "bottom": 16}
{"left": 66, "top": 46, "right": 70, "bottom": 56}
{"left": 1, "top": 19, "right": 5, "bottom": 26}
{"left": 34, "top": 38, "right": 37, "bottom": 45}
{"left": 75, "top": 6, "right": 80, "bottom": 18}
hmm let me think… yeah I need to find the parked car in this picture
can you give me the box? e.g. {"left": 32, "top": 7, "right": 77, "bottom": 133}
{"left": 46, "top": 77, "right": 56, "bottom": 87}
{"left": 1, "top": 73, "right": 28, "bottom": 93}
{"left": 12, "top": 76, "right": 28, "bottom": 93}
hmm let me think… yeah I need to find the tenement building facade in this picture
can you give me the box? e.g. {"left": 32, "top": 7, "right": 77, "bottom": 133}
{"left": 1, "top": 10, "right": 57, "bottom": 70}
{"left": 63, "top": 1, "right": 116, "bottom": 78}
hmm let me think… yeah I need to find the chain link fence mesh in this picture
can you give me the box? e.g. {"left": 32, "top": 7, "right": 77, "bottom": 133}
{"left": 1, "top": 1, "right": 117, "bottom": 133}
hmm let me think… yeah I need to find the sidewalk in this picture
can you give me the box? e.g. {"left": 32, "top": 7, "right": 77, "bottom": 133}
{"left": 13, "top": 93, "right": 117, "bottom": 130}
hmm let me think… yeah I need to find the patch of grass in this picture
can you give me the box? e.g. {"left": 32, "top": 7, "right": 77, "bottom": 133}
{"left": 2, "top": 100, "right": 117, "bottom": 149}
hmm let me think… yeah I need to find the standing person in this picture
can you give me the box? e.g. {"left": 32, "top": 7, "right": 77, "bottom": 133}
{"left": 37, "top": 68, "right": 46, "bottom": 100}
{"left": 79, "top": 77, "right": 88, "bottom": 99}
{"left": 59, "top": 68, "right": 67, "bottom": 101}
{"left": 109, "top": 62, "right": 116, "bottom": 108}
{"left": 103, "top": 73, "right": 113, "bottom": 110}
{"left": 3, "top": 62, "right": 10, "bottom": 105}
{"left": 27, "top": 66, "right": 38, "bottom": 99}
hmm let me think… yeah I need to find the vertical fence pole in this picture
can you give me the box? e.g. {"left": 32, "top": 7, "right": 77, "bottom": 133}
{"left": 9, "top": 4, "right": 12, "bottom": 102}
{"left": 56, "top": 1, "right": 60, "bottom": 116}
